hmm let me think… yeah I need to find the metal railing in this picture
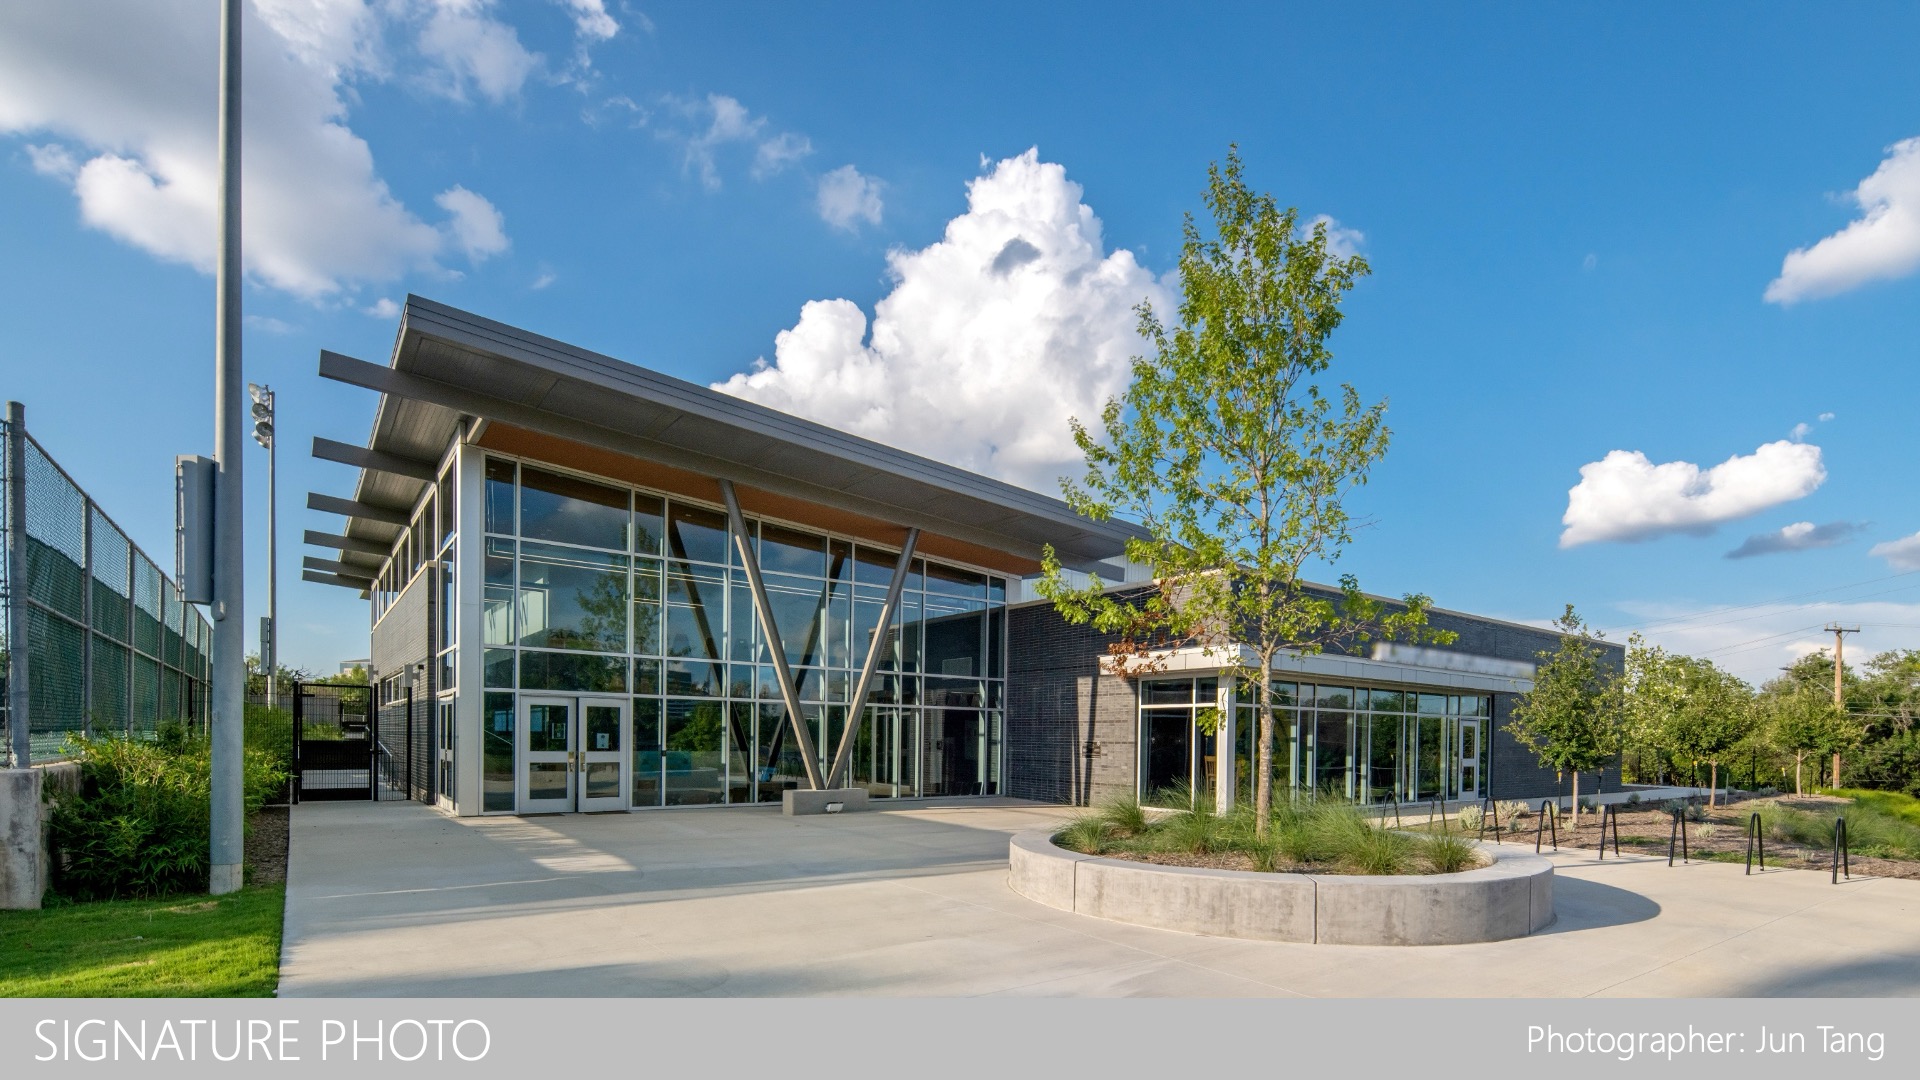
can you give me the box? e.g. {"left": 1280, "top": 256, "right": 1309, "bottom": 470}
{"left": 1832, "top": 817, "right": 1850, "bottom": 884}
{"left": 1745, "top": 812, "right": 1766, "bottom": 874}
{"left": 1534, "top": 800, "right": 1559, "bottom": 852}
{"left": 1595, "top": 802, "right": 1622, "bottom": 860}
{"left": 3, "top": 403, "right": 214, "bottom": 765}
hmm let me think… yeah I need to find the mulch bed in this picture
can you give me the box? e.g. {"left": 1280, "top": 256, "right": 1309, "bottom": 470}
{"left": 1091, "top": 847, "right": 1489, "bottom": 875}
{"left": 245, "top": 806, "right": 289, "bottom": 886}
{"left": 1483, "top": 795, "right": 1919, "bottom": 881}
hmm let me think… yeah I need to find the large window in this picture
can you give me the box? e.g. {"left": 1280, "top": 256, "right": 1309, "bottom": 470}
{"left": 1148, "top": 678, "right": 1490, "bottom": 805}
{"left": 479, "top": 456, "right": 1011, "bottom": 811}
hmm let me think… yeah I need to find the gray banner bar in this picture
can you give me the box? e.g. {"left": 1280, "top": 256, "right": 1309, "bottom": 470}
{"left": 2, "top": 998, "right": 1909, "bottom": 1076}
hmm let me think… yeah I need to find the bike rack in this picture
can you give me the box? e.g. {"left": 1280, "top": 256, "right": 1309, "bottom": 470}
{"left": 1745, "top": 812, "right": 1765, "bottom": 875}
{"left": 1832, "top": 816, "right": 1851, "bottom": 883}
{"left": 1668, "top": 807, "right": 1689, "bottom": 866}
{"left": 1477, "top": 797, "right": 1500, "bottom": 843}
{"left": 1534, "top": 800, "right": 1559, "bottom": 853}
{"left": 1596, "top": 802, "right": 1622, "bottom": 860}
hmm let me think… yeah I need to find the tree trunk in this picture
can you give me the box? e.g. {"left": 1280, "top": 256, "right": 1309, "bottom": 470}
{"left": 1708, "top": 760, "right": 1717, "bottom": 809}
{"left": 1254, "top": 668, "right": 1274, "bottom": 839}
{"left": 1794, "top": 751, "right": 1804, "bottom": 796}
{"left": 1570, "top": 770, "right": 1580, "bottom": 831}
{"left": 1832, "top": 751, "right": 1842, "bottom": 791}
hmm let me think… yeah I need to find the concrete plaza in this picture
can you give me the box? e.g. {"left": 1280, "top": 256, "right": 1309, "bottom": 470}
{"left": 278, "top": 799, "right": 1920, "bottom": 997}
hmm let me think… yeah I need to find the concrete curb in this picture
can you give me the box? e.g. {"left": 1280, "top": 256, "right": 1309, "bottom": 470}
{"left": 1008, "top": 827, "right": 1554, "bottom": 945}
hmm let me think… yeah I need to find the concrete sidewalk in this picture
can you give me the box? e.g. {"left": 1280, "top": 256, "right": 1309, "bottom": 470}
{"left": 278, "top": 800, "right": 1920, "bottom": 997}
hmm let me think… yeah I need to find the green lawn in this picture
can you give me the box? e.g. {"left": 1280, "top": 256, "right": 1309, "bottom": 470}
{"left": 0, "top": 886, "right": 283, "bottom": 997}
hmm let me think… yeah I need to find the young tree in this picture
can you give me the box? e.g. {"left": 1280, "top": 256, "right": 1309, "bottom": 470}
{"left": 1038, "top": 146, "right": 1451, "bottom": 834}
{"left": 1763, "top": 685, "right": 1851, "bottom": 795}
{"left": 1506, "top": 605, "right": 1621, "bottom": 828}
{"left": 1622, "top": 634, "right": 1685, "bottom": 784}
{"left": 1660, "top": 657, "right": 1754, "bottom": 807}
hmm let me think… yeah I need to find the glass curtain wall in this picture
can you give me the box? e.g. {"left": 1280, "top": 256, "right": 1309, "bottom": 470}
{"left": 1156, "top": 678, "right": 1491, "bottom": 804}
{"left": 478, "top": 456, "right": 1010, "bottom": 812}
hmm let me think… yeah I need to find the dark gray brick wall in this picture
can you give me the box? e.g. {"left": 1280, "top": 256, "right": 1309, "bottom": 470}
{"left": 1006, "top": 599, "right": 1141, "bottom": 806}
{"left": 1489, "top": 692, "right": 1625, "bottom": 803}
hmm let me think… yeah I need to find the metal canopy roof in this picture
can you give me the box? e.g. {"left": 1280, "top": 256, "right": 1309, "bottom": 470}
{"left": 307, "top": 296, "right": 1143, "bottom": 584}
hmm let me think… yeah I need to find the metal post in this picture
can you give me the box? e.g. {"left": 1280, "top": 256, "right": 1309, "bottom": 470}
{"left": 5, "top": 402, "right": 29, "bottom": 768}
{"left": 81, "top": 496, "right": 93, "bottom": 737}
{"left": 717, "top": 479, "right": 825, "bottom": 790}
{"left": 825, "top": 528, "right": 919, "bottom": 789}
{"left": 291, "top": 680, "right": 302, "bottom": 806}
{"left": 124, "top": 540, "right": 134, "bottom": 736}
{"left": 406, "top": 683, "right": 414, "bottom": 800}
{"left": 208, "top": 0, "right": 246, "bottom": 896}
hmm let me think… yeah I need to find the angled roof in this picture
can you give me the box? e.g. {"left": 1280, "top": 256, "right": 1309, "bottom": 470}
{"left": 309, "top": 296, "right": 1144, "bottom": 584}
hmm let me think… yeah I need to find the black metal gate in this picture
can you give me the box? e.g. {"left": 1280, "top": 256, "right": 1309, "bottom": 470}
{"left": 292, "top": 680, "right": 375, "bottom": 802}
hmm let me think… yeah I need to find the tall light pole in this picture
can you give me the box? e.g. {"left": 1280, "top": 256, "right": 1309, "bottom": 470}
{"left": 250, "top": 384, "right": 275, "bottom": 706}
{"left": 209, "top": 0, "right": 245, "bottom": 896}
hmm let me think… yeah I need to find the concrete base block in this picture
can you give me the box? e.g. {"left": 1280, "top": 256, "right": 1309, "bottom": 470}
{"left": 782, "top": 788, "right": 871, "bottom": 816}
{"left": 1, "top": 769, "right": 45, "bottom": 910}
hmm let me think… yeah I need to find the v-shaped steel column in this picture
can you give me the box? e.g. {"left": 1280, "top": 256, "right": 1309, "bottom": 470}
{"left": 719, "top": 480, "right": 826, "bottom": 790}
{"left": 825, "top": 528, "right": 919, "bottom": 790}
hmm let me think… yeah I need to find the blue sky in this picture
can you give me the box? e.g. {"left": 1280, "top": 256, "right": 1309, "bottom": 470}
{"left": 2, "top": 2, "right": 1917, "bottom": 683}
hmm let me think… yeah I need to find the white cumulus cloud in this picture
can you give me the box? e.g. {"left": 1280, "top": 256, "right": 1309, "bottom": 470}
{"left": 0, "top": 1, "right": 515, "bottom": 301}
{"left": 663, "top": 94, "right": 810, "bottom": 190}
{"left": 1307, "top": 213, "right": 1364, "bottom": 259}
{"left": 1765, "top": 136, "right": 1920, "bottom": 304}
{"left": 1870, "top": 531, "right": 1920, "bottom": 571}
{"left": 435, "top": 185, "right": 509, "bottom": 260}
{"left": 714, "top": 149, "right": 1170, "bottom": 493}
{"left": 411, "top": 0, "right": 539, "bottom": 104}
{"left": 559, "top": 0, "right": 618, "bottom": 42}
{"left": 1559, "top": 440, "right": 1827, "bottom": 548}
{"left": 816, "top": 164, "right": 883, "bottom": 230}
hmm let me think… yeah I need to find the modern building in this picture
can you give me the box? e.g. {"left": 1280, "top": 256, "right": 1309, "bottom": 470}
{"left": 303, "top": 297, "right": 1621, "bottom": 817}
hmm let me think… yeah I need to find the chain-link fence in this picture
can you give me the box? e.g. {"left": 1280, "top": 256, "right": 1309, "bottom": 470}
{"left": 3, "top": 407, "right": 214, "bottom": 765}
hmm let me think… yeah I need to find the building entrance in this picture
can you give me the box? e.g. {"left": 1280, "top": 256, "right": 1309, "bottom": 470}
{"left": 516, "top": 695, "right": 631, "bottom": 812}
{"left": 1456, "top": 719, "right": 1482, "bottom": 802}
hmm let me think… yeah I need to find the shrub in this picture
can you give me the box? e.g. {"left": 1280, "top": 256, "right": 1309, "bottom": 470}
{"left": 1456, "top": 805, "right": 1484, "bottom": 831}
{"left": 1418, "top": 829, "right": 1479, "bottom": 873}
{"left": 1694, "top": 822, "right": 1719, "bottom": 840}
{"left": 1342, "top": 821, "right": 1413, "bottom": 875}
{"left": 1056, "top": 815, "right": 1111, "bottom": 854}
{"left": 1498, "top": 800, "right": 1528, "bottom": 822}
{"left": 48, "top": 732, "right": 289, "bottom": 901}
{"left": 243, "top": 704, "right": 294, "bottom": 773}
{"left": 1626, "top": 792, "right": 1642, "bottom": 805}
{"left": 1096, "top": 796, "right": 1149, "bottom": 838}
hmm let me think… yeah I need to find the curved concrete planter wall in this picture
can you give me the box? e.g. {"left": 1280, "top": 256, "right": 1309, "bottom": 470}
{"left": 1008, "top": 828, "right": 1554, "bottom": 946}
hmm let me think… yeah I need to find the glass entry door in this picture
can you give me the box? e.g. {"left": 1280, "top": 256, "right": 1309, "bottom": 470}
{"left": 517, "top": 696, "right": 630, "bottom": 813}
{"left": 578, "top": 700, "right": 628, "bottom": 811}
{"left": 1456, "top": 720, "right": 1481, "bottom": 802}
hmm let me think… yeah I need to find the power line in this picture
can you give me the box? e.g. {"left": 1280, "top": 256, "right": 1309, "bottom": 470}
{"left": 1596, "top": 569, "right": 1920, "bottom": 637}
{"left": 1693, "top": 624, "right": 1826, "bottom": 659}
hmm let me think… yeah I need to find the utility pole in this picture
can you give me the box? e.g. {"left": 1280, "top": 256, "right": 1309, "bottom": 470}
{"left": 1824, "top": 623, "right": 1857, "bottom": 790}
{"left": 209, "top": 0, "right": 245, "bottom": 896}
